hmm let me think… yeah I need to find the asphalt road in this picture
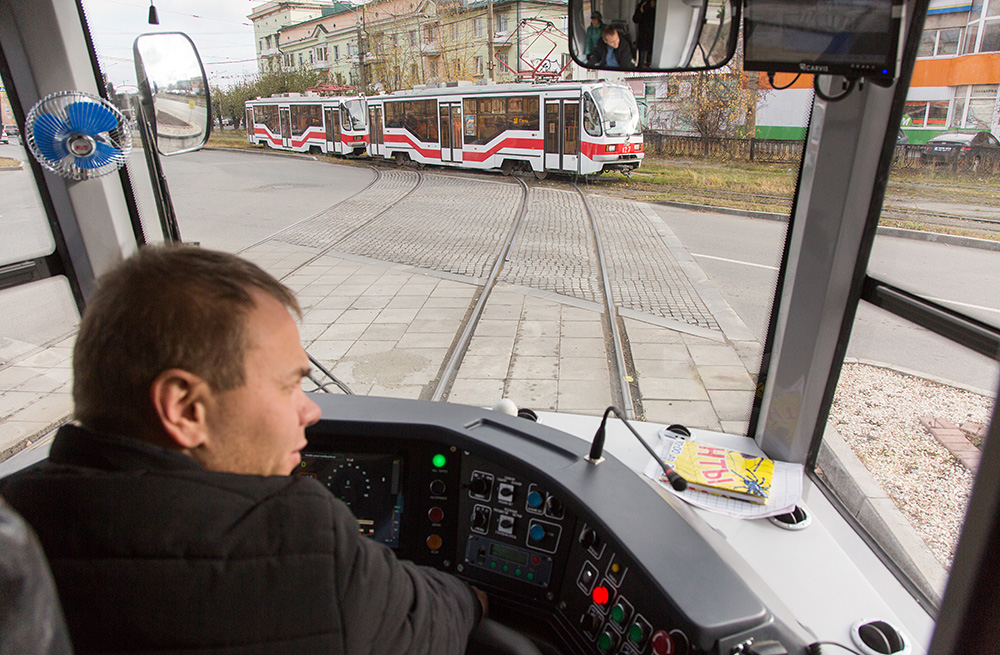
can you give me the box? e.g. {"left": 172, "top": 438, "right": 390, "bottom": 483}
{"left": 654, "top": 204, "right": 1000, "bottom": 393}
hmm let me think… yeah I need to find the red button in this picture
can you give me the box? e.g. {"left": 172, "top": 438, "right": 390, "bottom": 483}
{"left": 428, "top": 507, "right": 444, "bottom": 523}
{"left": 532, "top": 556, "right": 540, "bottom": 565}
{"left": 651, "top": 630, "right": 673, "bottom": 655}
{"left": 592, "top": 586, "right": 609, "bottom": 605}
{"left": 426, "top": 534, "right": 443, "bottom": 550}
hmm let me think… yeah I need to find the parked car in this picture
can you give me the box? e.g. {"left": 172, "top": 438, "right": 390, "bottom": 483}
{"left": 4, "top": 124, "right": 19, "bottom": 137}
{"left": 0, "top": 127, "right": 7, "bottom": 144}
{"left": 919, "top": 130, "right": 1000, "bottom": 166}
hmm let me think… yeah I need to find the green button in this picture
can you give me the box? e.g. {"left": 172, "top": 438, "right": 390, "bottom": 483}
{"left": 432, "top": 454, "right": 447, "bottom": 468}
{"left": 515, "top": 568, "right": 522, "bottom": 576}
{"left": 527, "top": 573, "right": 534, "bottom": 581}
{"left": 611, "top": 604, "right": 625, "bottom": 623}
{"left": 629, "top": 624, "right": 644, "bottom": 643}
{"left": 502, "top": 564, "right": 509, "bottom": 573}
{"left": 597, "top": 633, "right": 613, "bottom": 652}
{"left": 490, "top": 562, "right": 497, "bottom": 569}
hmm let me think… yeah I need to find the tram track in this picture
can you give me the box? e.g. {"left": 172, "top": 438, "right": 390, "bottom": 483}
{"left": 247, "top": 161, "right": 710, "bottom": 414}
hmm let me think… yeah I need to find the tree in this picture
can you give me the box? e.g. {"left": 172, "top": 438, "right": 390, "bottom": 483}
{"left": 673, "top": 37, "right": 766, "bottom": 139}
{"left": 211, "top": 69, "right": 327, "bottom": 131}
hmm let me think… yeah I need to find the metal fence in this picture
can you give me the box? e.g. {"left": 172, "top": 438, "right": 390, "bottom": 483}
{"left": 642, "top": 132, "right": 1000, "bottom": 174}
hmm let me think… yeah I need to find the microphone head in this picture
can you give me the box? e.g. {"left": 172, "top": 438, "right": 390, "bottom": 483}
{"left": 667, "top": 471, "right": 688, "bottom": 492}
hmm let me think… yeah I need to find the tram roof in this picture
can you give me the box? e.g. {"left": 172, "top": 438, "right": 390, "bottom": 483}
{"left": 367, "top": 80, "right": 629, "bottom": 100}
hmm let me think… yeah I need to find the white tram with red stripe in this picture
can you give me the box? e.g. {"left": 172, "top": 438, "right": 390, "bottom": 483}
{"left": 365, "top": 82, "right": 643, "bottom": 177}
{"left": 245, "top": 95, "right": 368, "bottom": 156}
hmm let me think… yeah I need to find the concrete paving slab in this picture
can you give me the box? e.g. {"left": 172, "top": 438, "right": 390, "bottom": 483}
{"left": 639, "top": 377, "right": 711, "bottom": 401}
{"left": 456, "top": 355, "right": 511, "bottom": 379}
{"left": 509, "top": 356, "right": 559, "bottom": 380}
{"left": 515, "top": 337, "right": 560, "bottom": 357}
{"left": 448, "top": 379, "right": 505, "bottom": 406}
{"left": 706, "top": 390, "right": 755, "bottom": 422}
{"left": 688, "top": 344, "right": 747, "bottom": 367}
{"left": 557, "top": 379, "right": 614, "bottom": 414}
{"left": 506, "top": 378, "right": 559, "bottom": 411}
{"left": 559, "top": 358, "right": 610, "bottom": 381}
{"left": 642, "top": 399, "right": 721, "bottom": 431}
{"left": 698, "top": 366, "right": 757, "bottom": 391}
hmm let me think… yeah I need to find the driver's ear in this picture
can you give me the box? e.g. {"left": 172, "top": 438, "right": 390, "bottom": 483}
{"left": 150, "top": 369, "right": 212, "bottom": 450}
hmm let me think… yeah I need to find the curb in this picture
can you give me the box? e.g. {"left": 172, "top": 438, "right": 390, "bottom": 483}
{"left": 651, "top": 199, "right": 1000, "bottom": 252}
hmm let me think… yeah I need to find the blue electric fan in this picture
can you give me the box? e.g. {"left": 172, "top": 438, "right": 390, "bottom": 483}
{"left": 25, "top": 91, "right": 132, "bottom": 180}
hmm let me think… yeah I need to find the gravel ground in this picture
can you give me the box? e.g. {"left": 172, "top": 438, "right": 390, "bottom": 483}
{"left": 827, "top": 362, "right": 993, "bottom": 568}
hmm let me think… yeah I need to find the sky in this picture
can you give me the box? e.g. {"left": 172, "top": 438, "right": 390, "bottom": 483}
{"left": 81, "top": 0, "right": 265, "bottom": 89}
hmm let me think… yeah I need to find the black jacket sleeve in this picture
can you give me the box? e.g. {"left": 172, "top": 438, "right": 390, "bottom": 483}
{"left": 330, "top": 497, "right": 480, "bottom": 655}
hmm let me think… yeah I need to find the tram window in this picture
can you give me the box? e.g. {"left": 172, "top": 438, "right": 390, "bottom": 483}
{"left": 590, "top": 86, "right": 641, "bottom": 136}
{"left": 825, "top": 306, "right": 997, "bottom": 606}
{"left": 385, "top": 101, "right": 404, "bottom": 129}
{"left": 253, "top": 105, "right": 279, "bottom": 134}
{"left": 290, "top": 105, "right": 321, "bottom": 134}
{"left": 0, "top": 279, "right": 79, "bottom": 368}
{"left": 583, "top": 93, "right": 601, "bottom": 137}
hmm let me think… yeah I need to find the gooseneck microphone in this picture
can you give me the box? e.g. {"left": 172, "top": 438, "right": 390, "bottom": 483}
{"left": 587, "top": 406, "right": 688, "bottom": 492}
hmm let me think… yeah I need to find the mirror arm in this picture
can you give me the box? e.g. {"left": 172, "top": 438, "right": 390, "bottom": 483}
{"left": 133, "top": 51, "right": 182, "bottom": 244}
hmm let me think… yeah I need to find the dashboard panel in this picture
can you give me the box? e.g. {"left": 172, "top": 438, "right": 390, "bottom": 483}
{"left": 300, "top": 394, "right": 811, "bottom": 655}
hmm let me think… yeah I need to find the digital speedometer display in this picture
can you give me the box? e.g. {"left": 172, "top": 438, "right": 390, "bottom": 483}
{"left": 296, "top": 452, "right": 404, "bottom": 549}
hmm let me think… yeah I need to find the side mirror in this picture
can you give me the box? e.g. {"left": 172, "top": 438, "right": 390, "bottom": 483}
{"left": 133, "top": 32, "right": 211, "bottom": 155}
{"left": 570, "top": 0, "right": 739, "bottom": 72}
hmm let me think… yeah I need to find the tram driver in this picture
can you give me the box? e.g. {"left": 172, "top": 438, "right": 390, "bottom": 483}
{"left": 0, "top": 246, "right": 487, "bottom": 654}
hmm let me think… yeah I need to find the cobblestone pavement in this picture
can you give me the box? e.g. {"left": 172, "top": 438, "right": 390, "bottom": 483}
{"left": 501, "top": 186, "right": 601, "bottom": 304}
{"left": 337, "top": 174, "right": 522, "bottom": 280}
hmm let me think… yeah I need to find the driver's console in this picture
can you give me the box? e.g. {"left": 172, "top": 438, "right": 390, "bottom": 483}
{"left": 301, "top": 395, "right": 809, "bottom": 655}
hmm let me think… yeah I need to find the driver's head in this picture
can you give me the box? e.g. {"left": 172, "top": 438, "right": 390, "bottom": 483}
{"left": 73, "top": 245, "right": 320, "bottom": 476}
{"left": 602, "top": 25, "right": 620, "bottom": 48}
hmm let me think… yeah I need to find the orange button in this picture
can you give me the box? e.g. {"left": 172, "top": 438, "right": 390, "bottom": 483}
{"left": 426, "top": 534, "right": 443, "bottom": 550}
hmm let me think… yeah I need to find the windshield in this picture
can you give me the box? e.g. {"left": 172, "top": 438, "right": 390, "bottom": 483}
{"left": 590, "top": 85, "right": 640, "bottom": 136}
{"left": 6, "top": 3, "right": 1000, "bottom": 651}
{"left": 342, "top": 99, "right": 367, "bottom": 131}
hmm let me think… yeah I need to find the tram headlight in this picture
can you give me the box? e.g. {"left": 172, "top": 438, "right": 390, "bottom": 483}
{"left": 606, "top": 145, "right": 617, "bottom": 153}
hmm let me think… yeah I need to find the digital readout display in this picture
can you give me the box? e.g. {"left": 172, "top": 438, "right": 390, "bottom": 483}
{"left": 490, "top": 543, "right": 529, "bottom": 565}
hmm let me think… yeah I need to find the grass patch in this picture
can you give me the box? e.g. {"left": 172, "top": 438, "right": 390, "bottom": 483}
{"left": 878, "top": 217, "right": 1000, "bottom": 242}
{"left": 207, "top": 131, "right": 258, "bottom": 150}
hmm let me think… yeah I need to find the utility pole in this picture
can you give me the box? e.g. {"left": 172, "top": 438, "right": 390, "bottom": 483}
{"left": 486, "top": 0, "right": 494, "bottom": 81}
{"left": 357, "top": 5, "right": 367, "bottom": 92}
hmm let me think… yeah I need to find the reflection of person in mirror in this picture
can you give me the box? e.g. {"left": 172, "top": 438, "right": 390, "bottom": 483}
{"left": 595, "top": 25, "right": 635, "bottom": 69}
{"left": 633, "top": 0, "right": 656, "bottom": 68}
{"left": 585, "top": 11, "right": 605, "bottom": 64}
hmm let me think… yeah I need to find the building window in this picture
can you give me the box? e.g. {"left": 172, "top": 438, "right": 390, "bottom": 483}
{"left": 965, "top": 0, "right": 1000, "bottom": 53}
{"left": 316, "top": 46, "right": 327, "bottom": 61}
{"left": 265, "top": 35, "right": 272, "bottom": 49}
{"left": 283, "top": 53, "right": 293, "bottom": 68}
{"left": 497, "top": 53, "right": 509, "bottom": 67}
{"left": 474, "top": 18, "right": 484, "bottom": 37}
{"left": 411, "top": 63, "right": 419, "bottom": 78}
{"left": 475, "top": 56, "right": 484, "bottom": 75}
{"left": 951, "top": 84, "right": 999, "bottom": 129}
{"left": 348, "top": 42, "right": 357, "bottom": 56}
{"left": 902, "top": 101, "right": 948, "bottom": 128}
{"left": 410, "top": 30, "right": 418, "bottom": 47}
{"left": 298, "top": 53, "right": 304, "bottom": 66}
{"left": 497, "top": 14, "right": 508, "bottom": 33}
{"left": 429, "top": 59, "right": 438, "bottom": 77}
{"left": 334, "top": 45, "right": 340, "bottom": 60}
{"left": 259, "top": 40, "right": 264, "bottom": 52}
{"left": 424, "top": 24, "right": 437, "bottom": 42}
{"left": 451, "top": 23, "right": 460, "bottom": 40}
{"left": 561, "top": 16, "right": 569, "bottom": 33}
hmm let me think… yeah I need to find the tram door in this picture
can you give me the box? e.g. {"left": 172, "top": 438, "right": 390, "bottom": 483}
{"left": 439, "top": 102, "right": 462, "bottom": 163}
{"left": 544, "top": 100, "right": 580, "bottom": 172}
{"left": 369, "top": 105, "right": 384, "bottom": 157}
{"left": 278, "top": 107, "right": 291, "bottom": 148}
{"left": 325, "top": 106, "right": 341, "bottom": 155}
{"left": 245, "top": 108, "right": 253, "bottom": 141}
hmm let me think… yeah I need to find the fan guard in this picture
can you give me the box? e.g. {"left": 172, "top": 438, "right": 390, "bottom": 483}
{"left": 25, "top": 90, "right": 132, "bottom": 181}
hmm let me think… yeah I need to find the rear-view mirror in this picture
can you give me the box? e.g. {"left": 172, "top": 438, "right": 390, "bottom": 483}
{"left": 569, "top": 0, "right": 739, "bottom": 72}
{"left": 133, "top": 32, "right": 210, "bottom": 156}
